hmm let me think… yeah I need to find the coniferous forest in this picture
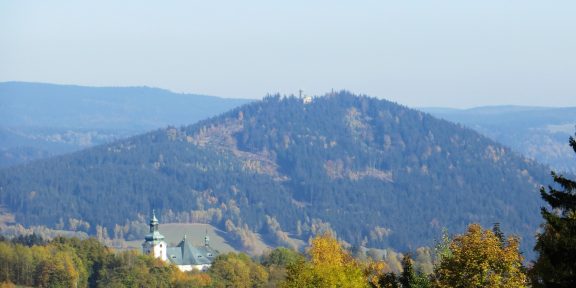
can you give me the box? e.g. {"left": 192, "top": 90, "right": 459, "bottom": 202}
{"left": 0, "top": 92, "right": 553, "bottom": 258}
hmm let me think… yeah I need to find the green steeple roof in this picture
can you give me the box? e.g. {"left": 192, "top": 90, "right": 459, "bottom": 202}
{"left": 151, "top": 209, "right": 158, "bottom": 224}
{"left": 144, "top": 209, "right": 165, "bottom": 243}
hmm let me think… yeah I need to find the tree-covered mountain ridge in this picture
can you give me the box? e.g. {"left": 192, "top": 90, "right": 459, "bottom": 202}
{"left": 0, "top": 91, "right": 550, "bottom": 256}
{"left": 0, "top": 81, "right": 251, "bottom": 167}
{"left": 421, "top": 105, "right": 576, "bottom": 174}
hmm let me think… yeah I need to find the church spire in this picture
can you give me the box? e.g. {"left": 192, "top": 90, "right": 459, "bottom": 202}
{"left": 149, "top": 209, "right": 159, "bottom": 233}
{"left": 152, "top": 209, "right": 158, "bottom": 222}
{"left": 204, "top": 228, "right": 210, "bottom": 247}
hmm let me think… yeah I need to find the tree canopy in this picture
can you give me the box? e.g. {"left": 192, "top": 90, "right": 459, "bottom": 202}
{"left": 433, "top": 224, "right": 527, "bottom": 288}
{"left": 284, "top": 232, "right": 367, "bottom": 288}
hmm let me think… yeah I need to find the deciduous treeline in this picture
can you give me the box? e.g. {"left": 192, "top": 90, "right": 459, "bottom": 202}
{"left": 0, "top": 236, "right": 209, "bottom": 287}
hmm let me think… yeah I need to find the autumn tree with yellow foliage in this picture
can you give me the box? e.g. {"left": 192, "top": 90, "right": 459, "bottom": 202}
{"left": 283, "top": 232, "right": 367, "bottom": 288}
{"left": 433, "top": 223, "right": 527, "bottom": 288}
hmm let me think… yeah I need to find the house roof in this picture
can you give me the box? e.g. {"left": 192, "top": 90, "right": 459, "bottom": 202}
{"left": 144, "top": 230, "right": 165, "bottom": 242}
{"left": 166, "top": 238, "right": 218, "bottom": 266}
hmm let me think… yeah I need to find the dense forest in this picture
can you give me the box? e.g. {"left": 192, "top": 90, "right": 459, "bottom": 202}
{"left": 4, "top": 170, "right": 574, "bottom": 288}
{"left": 2, "top": 130, "right": 574, "bottom": 288}
{"left": 0, "top": 92, "right": 552, "bottom": 257}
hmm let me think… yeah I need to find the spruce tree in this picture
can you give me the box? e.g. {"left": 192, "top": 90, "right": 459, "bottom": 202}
{"left": 400, "top": 254, "right": 416, "bottom": 288}
{"left": 531, "top": 132, "right": 576, "bottom": 287}
{"left": 492, "top": 222, "right": 505, "bottom": 247}
{"left": 377, "top": 273, "right": 400, "bottom": 288}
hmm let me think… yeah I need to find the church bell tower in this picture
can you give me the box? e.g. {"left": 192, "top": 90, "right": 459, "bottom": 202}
{"left": 142, "top": 210, "right": 167, "bottom": 261}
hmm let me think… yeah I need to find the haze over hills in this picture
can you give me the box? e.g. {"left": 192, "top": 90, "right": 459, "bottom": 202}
{"left": 421, "top": 106, "right": 576, "bottom": 174}
{"left": 3, "top": 81, "right": 573, "bottom": 177}
{"left": 0, "top": 92, "right": 551, "bottom": 257}
{"left": 0, "top": 82, "right": 252, "bottom": 167}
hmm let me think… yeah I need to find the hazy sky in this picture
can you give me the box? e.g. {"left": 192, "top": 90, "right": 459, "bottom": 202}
{"left": 1, "top": 1, "right": 575, "bottom": 108}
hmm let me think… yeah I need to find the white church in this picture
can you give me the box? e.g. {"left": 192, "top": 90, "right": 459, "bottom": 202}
{"left": 142, "top": 210, "right": 218, "bottom": 271}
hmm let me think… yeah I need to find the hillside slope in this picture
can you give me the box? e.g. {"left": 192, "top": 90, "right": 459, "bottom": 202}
{"left": 0, "top": 92, "right": 551, "bottom": 256}
{"left": 0, "top": 82, "right": 251, "bottom": 167}
{"left": 421, "top": 106, "right": 576, "bottom": 174}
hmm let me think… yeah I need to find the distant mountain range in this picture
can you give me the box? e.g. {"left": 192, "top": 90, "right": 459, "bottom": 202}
{"left": 421, "top": 106, "right": 576, "bottom": 174}
{"left": 0, "top": 82, "right": 252, "bottom": 167}
{"left": 0, "top": 92, "right": 552, "bottom": 258}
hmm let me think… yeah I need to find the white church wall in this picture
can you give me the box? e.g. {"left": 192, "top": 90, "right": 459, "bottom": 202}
{"left": 151, "top": 241, "right": 167, "bottom": 261}
{"left": 177, "top": 264, "right": 211, "bottom": 272}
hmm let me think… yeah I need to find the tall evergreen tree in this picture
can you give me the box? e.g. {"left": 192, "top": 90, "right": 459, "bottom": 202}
{"left": 492, "top": 223, "right": 505, "bottom": 247}
{"left": 377, "top": 273, "right": 399, "bottom": 288}
{"left": 531, "top": 132, "right": 576, "bottom": 287}
{"left": 400, "top": 253, "right": 431, "bottom": 288}
{"left": 400, "top": 254, "right": 416, "bottom": 288}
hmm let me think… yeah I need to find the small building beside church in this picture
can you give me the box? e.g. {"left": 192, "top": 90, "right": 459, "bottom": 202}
{"left": 142, "top": 211, "right": 218, "bottom": 271}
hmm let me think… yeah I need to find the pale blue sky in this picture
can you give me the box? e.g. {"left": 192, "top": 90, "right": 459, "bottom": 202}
{"left": 1, "top": 1, "right": 575, "bottom": 108}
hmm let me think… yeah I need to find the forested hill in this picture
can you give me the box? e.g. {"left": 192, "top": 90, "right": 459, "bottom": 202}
{"left": 0, "top": 92, "right": 551, "bottom": 256}
{"left": 0, "top": 82, "right": 251, "bottom": 167}
{"left": 421, "top": 106, "right": 576, "bottom": 174}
